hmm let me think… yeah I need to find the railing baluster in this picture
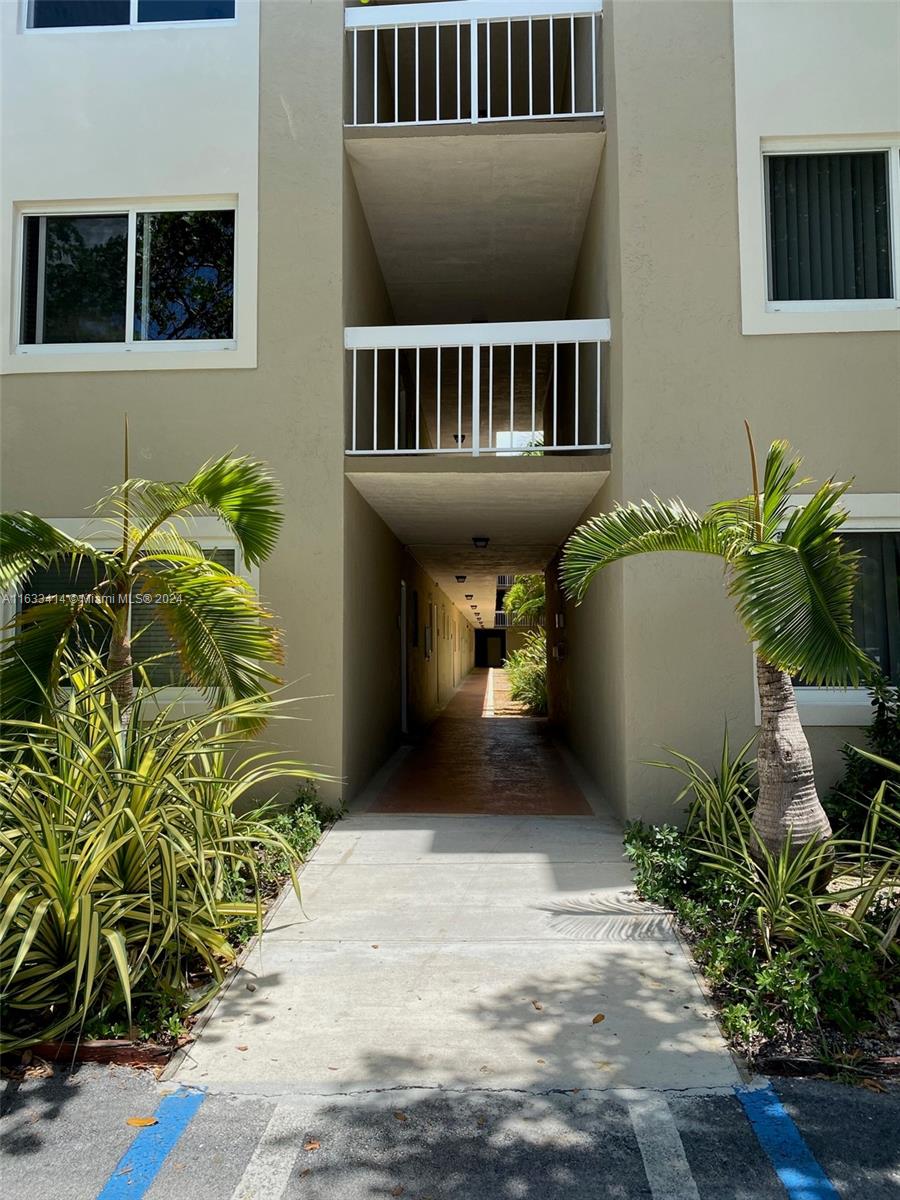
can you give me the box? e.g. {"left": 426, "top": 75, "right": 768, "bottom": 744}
{"left": 352, "top": 28, "right": 358, "bottom": 126}
{"left": 528, "top": 18, "right": 533, "bottom": 117}
{"left": 574, "top": 341, "right": 580, "bottom": 445}
{"left": 488, "top": 344, "right": 493, "bottom": 449}
{"left": 435, "top": 24, "right": 440, "bottom": 122}
{"left": 457, "top": 346, "right": 463, "bottom": 447}
{"left": 373, "top": 26, "right": 378, "bottom": 126}
{"left": 394, "top": 26, "right": 399, "bottom": 124}
{"left": 352, "top": 347, "right": 358, "bottom": 451}
{"left": 509, "top": 343, "right": 515, "bottom": 440}
{"left": 591, "top": 14, "right": 598, "bottom": 114}
{"left": 469, "top": 18, "right": 478, "bottom": 122}
{"left": 486, "top": 19, "right": 491, "bottom": 120}
{"left": 531, "top": 342, "right": 536, "bottom": 440}
{"left": 456, "top": 22, "right": 461, "bottom": 120}
{"left": 552, "top": 342, "right": 558, "bottom": 448}
{"left": 373, "top": 348, "right": 379, "bottom": 452}
{"left": 394, "top": 347, "right": 400, "bottom": 450}
{"left": 436, "top": 345, "right": 442, "bottom": 449}
{"left": 595, "top": 340, "right": 601, "bottom": 445}
{"left": 506, "top": 19, "right": 512, "bottom": 117}
{"left": 549, "top": 17, "right": 555, "bottom": 116}
{"left": 415, "top": 24, "right": 420, "bottom": 123}
{"left": 415, "top": 347, "right": 421, "bottom": 450}
{"left": 472, "top": 345, "right": 480, "bottom": 456}
{"left": 570, "top": 14, "right": 575, "bottom": 114}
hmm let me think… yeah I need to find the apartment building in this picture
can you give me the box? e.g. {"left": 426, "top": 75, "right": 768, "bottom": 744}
{"left": 0, "top": 0, "right": 897, "bottom": 822}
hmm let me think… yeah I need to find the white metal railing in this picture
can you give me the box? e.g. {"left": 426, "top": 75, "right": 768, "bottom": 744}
{"left": 494, "top": 610, "right": 541, "bottom": 627}
{"left": 345, "top": 318, "right": 611, "bottom": 456}
{"left": 345, "top": 1, "right": 603, "bottom": 128}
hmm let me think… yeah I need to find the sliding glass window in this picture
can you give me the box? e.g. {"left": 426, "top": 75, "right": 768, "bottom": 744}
{"left": 19, "top": 206, "right": 235, "bottom": 349}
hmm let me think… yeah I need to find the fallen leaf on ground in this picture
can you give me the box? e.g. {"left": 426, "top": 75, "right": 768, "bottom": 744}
{"left": 371, "top": 944, "right": 379, "bottom": 949}
{"left": 861, "top": 1078, "right": 886, "bottom": 1094}
{"left": 390, "top": 1188, "right": 405, "bottom": 1197}
{"left": 236, "top": 1045, "right": 249, "bottom": 1052}
{"left": 303, "top": 1140, "right": 321, "bottom": 1152}
{"left": 531, "top": 1000, "right": 543, "bottom": 1011}
{"left": 591, "top": 1014, "right": 605, "bottom": 1025}
{"left": 536, "top": 1058, "right": 546, "bottom": 1064}
{"left": 126, "top": 1117, "right": 158, "bottom": 1128}
{"left": 393, "top": 1111, "right": 408, "bottom": 1122}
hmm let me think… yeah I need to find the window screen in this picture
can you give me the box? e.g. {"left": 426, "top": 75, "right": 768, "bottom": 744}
{"left": 767, "top": 152, "right": 892, "bottom": 301}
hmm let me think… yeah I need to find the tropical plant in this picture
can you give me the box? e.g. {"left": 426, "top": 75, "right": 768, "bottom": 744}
{"left": 562, "top": 428, "right": 874, "bottom": 856}
{"left": 0, "top": 446, "right": 283, "bottom": 730}
{"left": 503, "top": 573, "right": 546, "bottom": 625}
{"left": 826, "top": 678, "right": 900, "bottom": 848}
{"left": 505, "top": 630, "right": 548, "bottom": 714}
{"left": 0, "top": 660, "right": 325, "bottom": 1051}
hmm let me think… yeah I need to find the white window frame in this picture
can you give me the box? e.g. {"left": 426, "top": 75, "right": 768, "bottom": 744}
{"left": 22, "top": 0, "right": 238, "bottom": 34}
{"left": 12, "top": 516, "right": 258, "bottom": 715}
{"left": 14, "top": 198, "right": 238, "bottom": 360}
{"left": 753, "top": 494, "right": 900, "bottom": 726}
{"left": 741, "top": 135, "right": 900, "bottom": 335}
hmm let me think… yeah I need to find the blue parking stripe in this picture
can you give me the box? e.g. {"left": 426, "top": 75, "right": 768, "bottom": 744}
{"left": 96, "top": 1086, "right": 205, "bottom": 1199}
{"left": 736, "top": 1084, "right": 839, "bottom": 1200}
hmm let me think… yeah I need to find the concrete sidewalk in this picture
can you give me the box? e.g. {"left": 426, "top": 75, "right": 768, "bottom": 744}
{"left": 173, "top": 814, "right": 741, "bottom": 1094}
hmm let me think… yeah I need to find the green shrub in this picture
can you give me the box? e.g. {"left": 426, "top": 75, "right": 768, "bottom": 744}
{"left": 505, "top": 631, "right": 548, "bottom": 714}
{"left": 826, "top": 679, "right": 900, "bottom": 849}
{"left": 623, "top": 731, "right": 898, "bottom": 1057}
{"left": 0, "top": 661, "right": 325, "bottom": 1050}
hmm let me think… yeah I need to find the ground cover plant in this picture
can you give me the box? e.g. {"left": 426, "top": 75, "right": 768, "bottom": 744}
{"left": 625, "top": 731, "right": 900, "bottom": 1074}
{"left": 505, "top": 630, "right": 548, "bottom": 715}
{"left": 0, "top": 661, "right": 328, "bottom": 1053}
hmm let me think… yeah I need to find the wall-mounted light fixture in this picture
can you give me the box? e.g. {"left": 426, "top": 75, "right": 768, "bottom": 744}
{"left": 455, "top": 575, "right": 467, "bottom": 583}
{"left": 470, "top": 604, "right": 477, "bottom": 608}
{"left": 472, "top": 536, "right": 489, "bottom": 549}
{"left": 465, "top": 593, "right": 473, "bottom": 600}
{"left": 453, "top": 434, "right": 466, "bottom": 445}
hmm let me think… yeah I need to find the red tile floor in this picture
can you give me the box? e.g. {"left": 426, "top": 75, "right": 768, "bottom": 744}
{"left": 371, "top": 668, "right": 592, "bottom": 816}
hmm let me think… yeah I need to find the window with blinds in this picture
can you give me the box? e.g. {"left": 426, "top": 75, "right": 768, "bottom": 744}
{"left": 766, "top": 152, "right": 893, "bottom": 302}
{"left": 795, "top": 531, "right": 900, "bottom": 688}
{"left": 22, "top": 546, "right": 238, "bottom": 688}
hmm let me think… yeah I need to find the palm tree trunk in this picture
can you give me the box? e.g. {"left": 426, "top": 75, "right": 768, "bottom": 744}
{"left": 107, "top": 604, "right": 134, "bottom": 718}
{"left": 751, "top": 656, "right": 832, "bottom": 855}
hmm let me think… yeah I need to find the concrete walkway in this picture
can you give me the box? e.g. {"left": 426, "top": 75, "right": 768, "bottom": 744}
{"left": 174, "top": 813, "right": 740, "bottom": 1094}
{"left": 373, "top": 668, "right": 592, "bottom": 815}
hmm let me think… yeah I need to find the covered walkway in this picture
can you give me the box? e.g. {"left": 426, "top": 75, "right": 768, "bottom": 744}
{"left": 372, "top": 667, "right": 592, "bottom": 816}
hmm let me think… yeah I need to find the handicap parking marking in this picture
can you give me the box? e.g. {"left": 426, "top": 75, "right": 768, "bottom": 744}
{"left": 737, "top": 1083, "right": 840, "bottom": 1200}
{"left": 95, "top": 1086, "right": 205, "bottom": 1200}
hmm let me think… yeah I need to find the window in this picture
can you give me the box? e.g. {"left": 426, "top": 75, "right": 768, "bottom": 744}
{"left": 28, "top": 0, "right": 235, "bottom": 28}
{"left": 19, "top": 207, "right": 235, "bottom": 349}
{"left": 764, "top": 149, "right": 898, "bottom": 307}
{"left": 20, "top": 536, "right": 244, "bottom": 693}
{"left": 762, "top": 497, "right": 900, "bottom": 726}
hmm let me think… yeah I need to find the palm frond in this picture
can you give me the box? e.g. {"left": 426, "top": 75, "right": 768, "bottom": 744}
{"left": 730, "top": 480, "right": 874, "bottom": 684}
{"left": 760, "top": 440, "right": 811, "bottom": 535}
{"left": 560, "top": 499, "right": 744, "bottom": 601}
{"left": 0, "top": 513, "right": 107, "bottom": 593}
{"left": 143, "top": 565, "right": 283, "bottom": 727}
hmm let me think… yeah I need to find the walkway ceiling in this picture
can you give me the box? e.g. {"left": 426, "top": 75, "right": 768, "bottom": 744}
{"left": 347, "top": 465, "right": 608, "bottom": 627}
{"left": 345, "top": 124, "right": 605, "bottom": 323}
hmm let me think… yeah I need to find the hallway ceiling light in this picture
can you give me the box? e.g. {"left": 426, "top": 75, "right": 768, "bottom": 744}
{"left": 470, "top": 604, "right": 477, "bottom": 609}
{"left": 472, "top": 536, "right": 489, "bottom": 549}
{"left": 455, "top": 575, "right": 467, "bottom": 583}
{"left": 465, "top": 594, "right": 473, "bottom": 600}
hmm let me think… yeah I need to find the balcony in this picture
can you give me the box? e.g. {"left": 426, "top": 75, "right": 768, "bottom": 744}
{"left": 345, "top": 0, "right": 603, "bottom": 129}
{"left": 345, "top": 318, "right": 610, "bottom": 457}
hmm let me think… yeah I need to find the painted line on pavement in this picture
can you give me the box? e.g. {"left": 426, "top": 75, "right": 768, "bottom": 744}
{"left": 96, "top": 1086, "right": 205, "bottom": 1200}
{"left": 737, "top": 1084, "right": 839, "bottom": 1200}
{"left": 626, "top": 1092, "right": 700, "bottom": 1200}
{"left": 229, "top": 1103, "right": 306, "bottom": 1200}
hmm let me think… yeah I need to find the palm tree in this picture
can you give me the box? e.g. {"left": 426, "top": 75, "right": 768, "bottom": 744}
{"left": 560, "top": 429, "right": 874, "bottom": 856}
{"left": 0, "top": 452, "right": 283, "bottom": 731}
{"left": 503, "top": 573, "right": 546, "bottom": 625}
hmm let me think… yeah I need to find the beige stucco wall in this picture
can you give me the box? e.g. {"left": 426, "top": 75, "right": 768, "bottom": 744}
{"left": 559, "top": 0, "right": 900, "bottom": 825}
{"left": 0, "top": 0, "right": 348, "bottom": 800}
{"left": 402, "top": 554, "right": 475, "bottom": 733}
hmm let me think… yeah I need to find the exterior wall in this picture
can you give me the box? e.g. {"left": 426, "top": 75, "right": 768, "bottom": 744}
{"left": 560, "top": 0, "right": 899, "bottom": 825}
{"left": 0, "top": 0, "right": 348, "bottom": 800}
{"left": 402, "top": 554, "right": 475, "bottom": 732}
{"left": 733, "top": 0, "right": 900, "bottom": 336}
{"left": 0, "top": 0, "right": 260, "bottom": 373}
